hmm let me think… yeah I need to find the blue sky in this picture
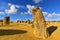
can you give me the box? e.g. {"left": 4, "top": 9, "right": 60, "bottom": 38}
{"left": 0, "top": 0, "right": 60, "bottom": 21}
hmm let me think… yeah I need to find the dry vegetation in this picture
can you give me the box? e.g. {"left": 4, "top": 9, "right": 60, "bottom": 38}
{"left": 0, "top": 22, "right": 59, "bottom": 40}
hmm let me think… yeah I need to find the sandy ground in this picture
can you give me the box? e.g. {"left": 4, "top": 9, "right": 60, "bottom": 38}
{"left": 0, "top": 23, "right": 43, "bottom": 40}
{"left": 0, "top": 22, "right": 60, "bottom": 40}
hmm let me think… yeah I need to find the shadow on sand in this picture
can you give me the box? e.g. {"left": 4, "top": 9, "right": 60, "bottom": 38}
{"left": 47, "top": 26, "right": 57, "bottom": 36}
{"left": 0, "top": 29, "right": 27, "bottom": 36}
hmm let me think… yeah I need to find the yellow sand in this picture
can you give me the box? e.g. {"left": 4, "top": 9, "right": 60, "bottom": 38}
{"left": 0, "top": 22, "right": 59, "bottom": 40}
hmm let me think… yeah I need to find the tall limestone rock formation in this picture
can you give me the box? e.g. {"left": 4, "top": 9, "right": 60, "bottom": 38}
{"left": 32, "top": 6, "right": 48, "bottom": 39}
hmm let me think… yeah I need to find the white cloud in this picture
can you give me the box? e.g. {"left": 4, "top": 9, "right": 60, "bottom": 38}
{"left": 33, "top": 0, "right": 42, "bottom": 3}
{"left": 20, "top": 5, "right": 42, "bottom": 15}
{"left": 8, "top": 3, "right": 12, "bottom": 6}
{"left": 26, "top": 5, "right": 42, "bottom": 14}
{"left": 5, "top": 3, "right": 21, "bottom": 14}
{"left": 47, "top": 12, "right": 60, "bottom": 18}
{"left": 5, "top": 5, "right": 17, "bottom": 14}
{"left": 43, "top": 12, "right": 60, "bottom": 18}
{"left": 0, "top": 3, "right": 21, "bottom": 15}
{"left": 8, "top": 3, "right": 20, "bottom": 8}
{"left": 20, "top": 12, "right": 27, "bottom": 16}
{"left": 26, "top": 5, "right": 35, "bottom": 11}
{"left": 47, "top": 14, "right": 53, "bottom": 18}
{"left": 52, "top": 12, "right": 60, "bottom": 16}
{"left": 5, "top": 3, "right": 26, "bottom": 15}
{"left": 8, "top": 3, "right": 25, "bottom": 8}
{"left": 43, "top": 12, "right": 60, "bottom": 21}
{"left": 20, "top": 5, "right": 35, "bottom": 15}
{"left": 0, "top": 12, "right": 5, "bottom": 15}
{"left": 42, "top": 12, "right": 48, "bottom": 16}
{"left": 26, "top": 5, "right": 35, "bottom": 14}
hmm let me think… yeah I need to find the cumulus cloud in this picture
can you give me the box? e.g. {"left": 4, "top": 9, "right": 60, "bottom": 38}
{"left": 0, "top": 3, "right": 22, "bottom": 15}
{"left": 26, "top": 5, "right": 35, "bottom": 14}
{"left": 26, "top": 5, "right": 42, "bottom": 14}
{"left": 43, "top": 12, "right": 60, "bottom": 21}
{"left": 20, "top": 5, "right": 35, "bottom": 15}
{"left": 43, "top": 12, "right": 60, "bottom": 18}
{"left": 26, "top": 5, "right": 35, "bottom": 11}
{"left": 47, "top": 12, "right": 60, "bottom": 18}
{"left": 20, "top": 5, "right": 42, "bottom": 15}
{"left": 33, "top": 0, "right": 42, "bottom": 3}
{"left": 5, "top": 5, "right": 17, "bottom": 14}
{"left": 5, "top": 3, "right": 20, "bottom": 14}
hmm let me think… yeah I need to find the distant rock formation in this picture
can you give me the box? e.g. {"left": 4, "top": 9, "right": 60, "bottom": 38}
{"left": 0, "top": 20, "right": 3, "bottom": 25}
{"left": 16, "top": 19, "right": 32, "bottom": 24}
{"left": 3, "top": 16, "right": 10, "bottom": 25}
{"left": 32, "top": 6, "right": 49, "bottom": 39}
